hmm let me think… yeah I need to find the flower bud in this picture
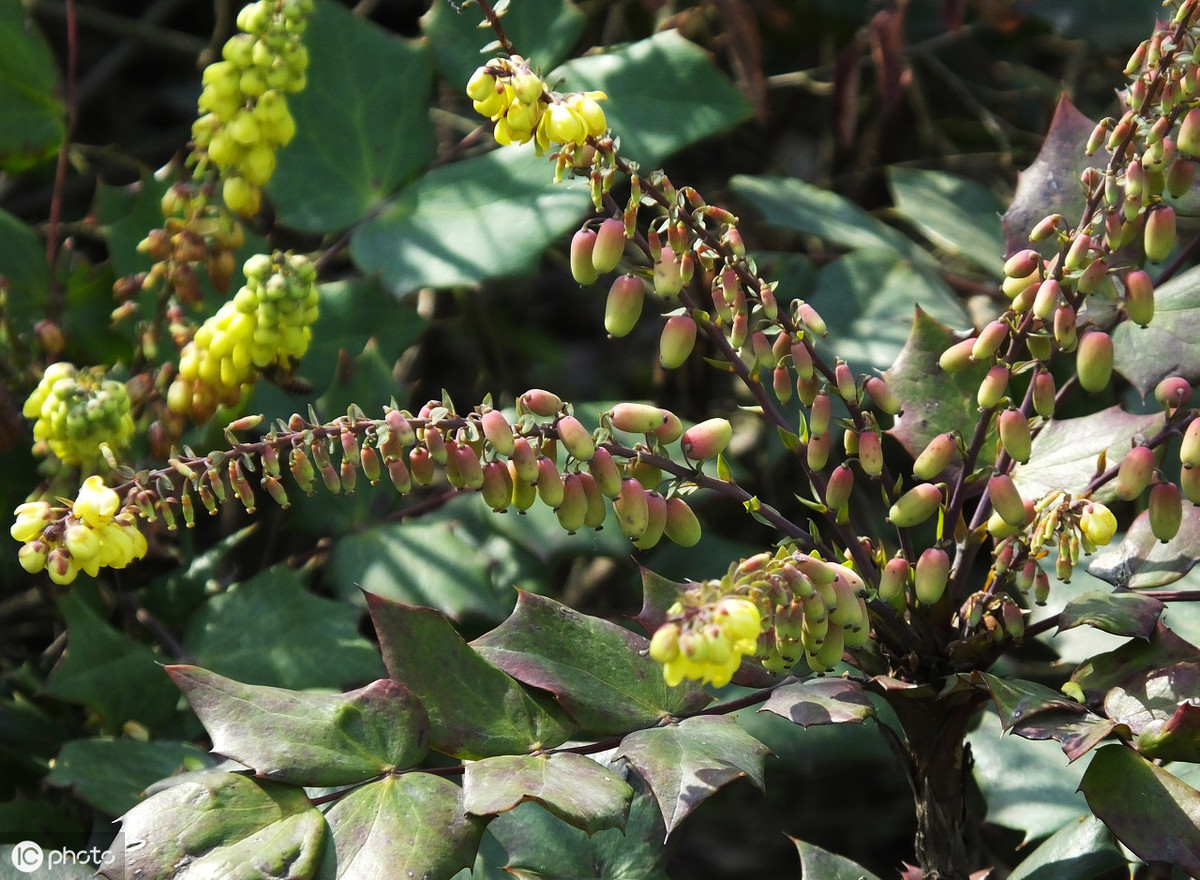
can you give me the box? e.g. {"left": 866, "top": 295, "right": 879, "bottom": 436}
{"left": 825, "top": 465, "right": 854, "bottom": 510}
{"left": 570, "top": 229, "right": 598, "bottom": 285}
{"left": 1064, "top": 233, "right": 1092, "bottom": 272}
{"left": 858, "top": 430, "right": 883, "bottom": 477}
{"left": 480, "top": 408, "right": 515, "bottom": 456}
{"left": 535, "top": 456, "right": 564, "bottom": 508}
{"left": 578, "top": 472, "right": 607, "bottom": 529}
{"left": 834, "top": 360, "right": 856, "bottom": 401}
{"left": 649, "top": 623, "right": 681, "bottom": 663}
{"left": 1115, "top": 445, "right": 1155, "bottom": 500}
{"left": 988, "top": 474, "right": 1027, "bottom": 527}
{"left": 806, "top": 431, "right": 831, "bottom": 471}
{"left": 1168, "top": 157, "right": 1196, "bottom": 198}
{"left": 659, "top": 315, "right": 697, "bottom": 369}
{"left": 1149, "top": 481, "right": 1183, "bottom": 542}
{"left": 1032, "top": 279, "right": 1062, "bottom": 322}
{"left": 664, "top": 496, "right": 702, "bottom": 546}
{"left": 1079, "top": 501, "right": 1118, "bottom": 546}
{"left": 973, "top": 320, "right": 1010, "bottom": 361}
{"left": 998, "top": 410, "right": 1031, "bottom": 463}
{"left": 1145, "top": 205, "right": 1176, "bottom": 262}
{"left": 555, "top": 473, "right": 587, "bottom": 532}
{"left": 1077, "top": 258, "right": 1109, "bottom": 295}
{"left": 630, "top": 458, "right": 662, "bottom": 489}
{"left": 1180, "top": 107, "right": 1200, "bottom": 157}
{"left": 587, "top": 446, "right": 623, "bottom": 498}
{"left": 519, "top": 389, "right": 563, "bottom": 417}
{"left": 556, "top": 415, "right": 596, "bottom": 461}
{"left": 939, "top": 337, "right": 977, "bottom": 373}
{"left": 1155, "top": 376, "right": 1192, "bottom": 411}
{"left": 809, "top": 392, "right": 832, "bottom": 437}
{"left": 977, "top": 365, "right": 1009, "bottom": 409}
{"left": 1029, "top": 214, "right": 1062, "bottom": 242}
{"left": 865, "top": 376, "right": 900, "bottom": 415}
{"left": 913, "top": 433, "right": 957, "bottom": 480}
{"left": 653, "top": 252, "right": 682, "bottom": 299}
{"left": 1004, "top": 248, "right": 1041, "bottom": 278}
{"left": 590, "top": 218, "right": 626, "bottom": 273}
{"left": 773, "top": 366, "right": 793, "bottom": 404}
{"left": 914, "top": 547, "right": 950, "bottom": 605}
{"left": 409, "top": 446, "right": 436, "bottom": 485}
{"left": 387, "top": 455, "right": 412, "bottom": 495}
{"left": 1181, "top": 463, "right": 1200, "bottom": 505}
{"left": 681, "top": 418, "right": 733, "bottom": 461}
{"left": 888, "top": 483, "right": 942, "bottom": 528}
{"left": 613, "top": 477, "right": 649, "bottom": 539}
{"left": 878, "top": 557, "right": 910, "bottom": 607}
{"left": 1053, "top": 304, "right": 1077, "bottom": 352}
{"left": 1181, "top": 418, "right": 1200, "bottom": 469}
{"left": 1032, "top": 370, "right": 1056, "bottom": 418}
{"left": 604, "top": 274, "right": 644, "bottom": 338}
{"left": 634, "top": 491, "right": 668, "bottom": 549}
{"left": 1076, "top": 330, "right": 1114, "bottom": 393}
{"left": 608, "top": 403, "right": 669, "bottom": 435}
{"left": 796, "top": 301, "right": 827, "bottom": 336}
{"left": 1123, "top": 269, "right": 1155, "bottom": 327}
{"left": 477, "top": 460, "right": 513, "bottom": 511}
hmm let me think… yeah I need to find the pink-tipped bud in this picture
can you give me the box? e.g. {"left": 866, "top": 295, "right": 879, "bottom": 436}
{"left": 520, "top": 388, "right": 563, "bottom": 417}
{"left": 509, "top": 436, "right": 539, "bottom": 485}
{"left": 878, "top": 557, "right": 910, "bottom": 606}
{"left": 1180, "top": 107, "right": 1200, "bottom": 157}
{"left": 1145, "top": 205, "right": 1177, "bottom": 262}
{"left": 913, "top": 432, "right": 957, "bottom": 481}
{"left": 1155, "top": 376, "right": 1193, "bottom": 411}
{"left": 858, "top": 430, "right": 883, "bottom": 477}
{"left": 655, "top": 410, "right": 684, "bottom": 445}
{"left": 555, "top": 473, "right": 587, "bottom": 532}
{"left": 653, "top": 252, "right": 683, "bottom": 299}
{"left": 1076, "top": 331, "right": 1114, "bottom": 393}
{"left": 1032, "top": 370, "right": 1057, "bottom": 418}
{"left": 825, "top": 464, "right": 854, "bottom": 509}
{"left": 939, "top": 337, "right": 977, "bottom": 373}
{"left": 1077, "top": 258, "right": 1109, "bottom": 295}
{"left": 481, "top": 459, "right": 514, "bottom": 511}
{"left": 865, "top": 376, "right": 900, "bottom": 415}
{"left": 578, "top": 472, "right": 607, "bottom": 529}
{"left": 834, "top": 361, "right": 856, "bottom": 401}
{"left": 1182, "top": 463, "right": 1200, "bottom": 505}
{"left": 570, "top": 228, "right": 599, "bottom": 285}
{"left": 613, "top": 477, "right": 649, "bottom": 539}
{"left": 634, "top": 491, "right": 669, "bottom": 549}
{"left": 888, "top": 482, "right": 942, "bottom": 528}
{"left": 914, "top": 547, "right": 950, "bottom": 605}
{"left": 591, "top": 218, "right": 626, "bottom": 273}
{"left": 773, "top": 366, "right": 793, "bottom": 404}
{"left": 1029, "top": 214, "right": 1062, "bottom": 242}
{"left": 1117, "top": 445, "right": 1156, "bottom": 500}
{"left": 659, "top": 315, "right": 697, "bottom": 369}
{"left": 1004, "top": 248, "right": 1041, "bottom": 278}
{"left": 587, "top": 446, "right": 623, "bottom": 498}
{"left": 973, "top": 320, "right": 1010, "bottom": 361}
{"left": 1149, "top": 481, "right": 1183, "bottom": 543}
{"left": 806, "top": 431, "right": 831, "bottom": 471}
{"left": 988, "top": 474, "right": 1027, "bottom": 527}
{"left": 681, "top": 418, "right": 733, "bottom": 461}
{"left": 791, "top": 340, "right": 814, "bottom": 380}
{"left": 796, "top": 302, "right": 827, "bottom": 336}
{"left": 556, "top": 415, "right": 596, "bottom": 462}
{"left": 663, "top": 496, "right": 702, "bottom": 546}
{"left": 481, "top": 408, "right": 515, "bottom": 456}
{"left": 1168, "top": 157, "right": 1197, "bottom": 198}
{"left": 977, "top": 365, "right": 1010, "bottom": 409}
{"left": 1053, "top": 304, "right": 1078, "bottom": 352}
{"left": 809, "top": 392, "right": 832, "bottom": 437}
{"left": 1064, "top": 233, "right": 1092, "bottom": 272}
{"left": 608, "top": 402, "right": 669, "bottom": 435}
{"left": 604, "top": 274, "right": 645, "bottom": 338}
{"left": 1032, "top": 279, "right": 1062, "bottom": 322}
{"left": 536, "top": 456, "right": 564, "bottom": 508}
{"left": 1182, "top": 419, "right": 1200, "bottom": 468}
{"left": 998, "top": 410, "right": 1032, "bottom": 463}
{"left": 409, "top": 446, "right": 436, "bottom": 485}
{"left": 1124, "top": 269, "right": 1155, "bottom": 327}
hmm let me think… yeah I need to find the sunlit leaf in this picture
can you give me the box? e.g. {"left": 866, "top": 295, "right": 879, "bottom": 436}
{"left": 1070, "top": 622, "right": 1200, "bottom": 704}
{"left": 1005, "top": 815, "right": 1123, "bottom": 880}
{"left": 1089, "top": 505, "right": 1200, "bottom": 589}
{"left": 759, "top": 677, "right": 876, "bottom": 728}
{"left": 888, "top": 166, "right": 1007, "bottom": 276}
{"left": 976, "top": 672, "right": 1086, "bottom": 730}
{"left": 1112, "top": 264, "right": 1200, "bottom": 396}
{"left": 1057, "top": 591, "right": 1164, "bottom": 638}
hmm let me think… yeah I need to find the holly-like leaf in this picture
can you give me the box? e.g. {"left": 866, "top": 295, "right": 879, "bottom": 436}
{"left": 368, "top": 594, "right": 575, "bottom": 760}
{"left": 45, "top": 590, "right": 178, "bottom": 730}
{"left": 1102, "top": 661, "right": 1200, "bottom": 737}
{"left": 1071, "top": 622, "right": 1200, "bottom": 704}
{"left": 792, "top": 838, "right": 884, "bottom": 880}
{"left": 1079, "top": 744, "right": 1200, "bottom": 875}
{"left": 463, "top": 752, "right": 633, "bottom": 835}
{"left": 884, "top": 307, "right": 993, "bottom": 466}
{"left": 1089, "top": 505, "right": 1200, "bottom": 589}
{"left": 471, "top": 591, "right": 711, "bottom": 735}
{"left": 553, "top": 30, "right": 753, "bottom": 168}
{"left": 1138, "top": 700, "right": 1200, "bottom": 762}
{"left": 616, "top": 715, "right": 769, "bottom": 835}
{"left": 45, "top": 738, "right": 210, "bottom": 817}
{"left": 634, "top": 566, "right": 687, "bottom": 637}
{"left": 0, "top": 1, "right": 64, "bottom": 171}
{"left": 1058, "top": 591, "right": 1164, "bottom": 638}
{"left": 316, "top": 773, "right": 483, "bottom": 880}
{"left": 268, "top": 1, "right": 434, "bottom": 232}
{"left": 1112, "top": 264, "right": 1200, "bottom": 396}
{"left": 1010, "top": 710, "right": 1117, "bottom": 763}
{"left": 1002, "top": 95, "right": 1098, "bottom": 255}
{"left": 1005, "top": 815, "right": 1123, "bottom": 880}
{"left": 977, "top": 673, "right": 1086, "bottom": 730}
{"left": 1010, "top": 408, "right": 1164, "bottom": 505}
{"left": 183, "top": 566, "right": 382, "bottom": 691}
{"left": 487, "top": 777, "right": 669, "bottom": 880}
{"left": 168, "top": 666, "right": 430, "bottom": 786}
{"left": 351, "top": 144, "right": 592, "bottom": 298}
{"left": 888, "top": 166, "right": 1007, "bottom": 277}
{"left": 113, "top": 772, "right": 325, "bottom": 879}
{"left": 759, "top": 677, "right": 876, "bottom": 728}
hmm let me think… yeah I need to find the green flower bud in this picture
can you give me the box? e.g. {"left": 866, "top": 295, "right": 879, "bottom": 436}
{"left": 519, "top": 388, "right": 563, "bottom": 417}
{"left": 1053, "top": 304, "right": 1077, "bottom": 352}
{"left": 858, "top": 430, "right": 883, "bottom": 478}
{"left": 825, "top": 464, "right": 854, "bottom": 510}
{"left": 1181, "top": 462, "right": 1200, "bottom": 505}
{"left": 1117, "top": 446, "right": 1156, "bottom": 499}
{"left": 1145, "top": 205, "right": 1177, "bottom": 262}
{"left": 655, "top": 410, "right": 684, "bottom": 445}
{"left": 973, "top": 320, "right": 1010, "bottom": 361}
{"left": 773, "top": 366, "right": 793, "bottom": 404}
{"left": 914, "top": 547, "right": 950, "bottom": 605}
{"left": 938, "top": 337, "right": 977, "bottom": 373}
{"left": 977, "top": 365, "right": 1009, "bottom": 409}
{"left": 409, "top": 446, "right": 436, "bottom": 486}
{"left": 663, "top": 496, "right": 701, "bottom": 546}
{"left": 535, "top": 456, "right": 565, "bottom": 508}
{"left": 1064, "top": 233, "right": 1092, "bottom": 272}
{"left": 480, "top": 459, "right": 514, "bottom": 511}
{"left": 613, "top": 477, "right": 649, "bottom": 538}
{"left": 1004, "top": 249, "right": 1041, "bottom": 278}
{"left": 889, "top": 482, "right": 942, "bottom": 528}
{"left": 556, "top": 415, "right": 596, "bottom": 461}
{"left": 988, "top": 474, "right": 1027, "bottom": 527}
{"left": 865, "top": 376, "right": 900, "bottom": 415}
{"left": 878, "top": 557, "right": 910, "bottom": 607}
{"left": 1180, "top": 108, "right": 1200, "bottom": 157}
{"left": 1032, "top": 279, "right": 1062, "bottom": 322}
{"left": 1155, "top": 376, "right": 1192, "bottom": 411}
{"left": 649, "top": 623, "right": 681, "bottom": 663}
{"left": 998, "top": 410, "right": 1032, "bottom": 464}
{"left": 586, "top": 446, "right": 623, "bottom": 499}
{"left": 1123, "top": 269, "right": 1155, "bottom": 327}
{"left": 634, "top": 491, "right": 668, "bottom": 549}
{"left": 652, "top": 252, "right": 683, "bottom": 299}
{"left": 604, "top": 274, "right": 645, "bottom": 338}
{"left": 681, "top": 418, "right": 733, "bottom": 461}
{"left": 1032, "top": 370, "right": 1056, "bottom": 418}
{"left": 1167, "top": 157, "right": 1196, "bottom": 198}
{"left": 659, "top": 316, "right": 697, "bottom": 369}
{"left": 809, "top": 393, "right": 832, "bottom": 437}
{"left": 834, "top": 360, "right": 856, "bottom": 402}
{"left": 913, "top": 432, "right": 957, "bottom": 481}
{"left": 481, "top": 408, "right": 515, "bottom": 456}
{"left": 796, "top": 302, "right": 827, "bottom": 336}
{"left": 591, "top": 218, "right": 626, "bottom": 274}
{"left": 1149, "top": 481, "right": 1183, "bottom": 542}
{"left": 570, "top": 229, "right": 598, "bottom": 285}
{"left": 1076, "top": 330, "right": 1114, "bottom": 393}
{"left": 555, "top": 473, "right": 587, "bottom": 532}
{"left": 809, "top": 622, "right": 845, "bottom": 672}
{"left": 578, "top": 472, "right": 608, "bottom": 529}
{"left": 806, "top": 431, "right": 831, "bottom": 471}
{"left": 387, "top": 456, "right": 412, "bottom": 495}
{"left": 608, "top": 403, "right": 667, "bottom": 435}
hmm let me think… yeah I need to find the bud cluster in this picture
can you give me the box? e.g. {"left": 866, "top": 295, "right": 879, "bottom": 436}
{"left": 167, "top": 251, "right": 319, "bottom": 423}
{"left": 192, "top": 0, "right": 313, "bottom": 215}
{"left": 22, "top": 363, "right": 135, "bottom": 468}
{"left": 467, "top": 55, "right": 607, "bottom": 152}
{"left": 10, "top": 476, "right": 147, "bottom": 585}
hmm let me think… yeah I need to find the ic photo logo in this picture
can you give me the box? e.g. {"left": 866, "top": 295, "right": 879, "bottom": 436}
{"left": 11, "top": 840, "right": 43, "bottom": 873}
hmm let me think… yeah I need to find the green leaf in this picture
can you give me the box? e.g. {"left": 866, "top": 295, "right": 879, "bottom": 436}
{"left": 44, "top": 590, "right": 179, "bottom": 730}
{"left": 1011, "top": 407, "right": 1165, "bottom": 505}
{"left": 472, "top": 591, "right": 712, "bottom": 735}
{"left": 1071, "top": 622, "right": 1200, "bottom": 704}
{"left": 1102, "top": 661, "right": 1200, "bottom": 737}
{"left": 183, "top": 565, "right": 383, "bottom": 690}
{"left": 1137, "top": 699, "right": 1200, "bottom": 762}
{"left": 268, "top": 1, "right": 434, "bottom": 232}
{"left": 968, "top": 708, "right": 1090, "bottom": 842}
{"left": 422, "top": 0, "right": 585, "bottom": 92}
{"left": 634, "top": 567, "right": 688, "bottom": 640}
{"left": 883, "top": 307, "right": 994, "bottom": 466}
{"left": 1079, "top": 744, "right": 1200, "bottom": 875}
{"left": 977, "top": 672, "right": 1086, "bottom": 730}
{"left": 45, "top": 738, "right": 210, "bottom": 816}
{"left": 731, "top": 174, "right": 924, "bottom": 260}
{"left": 792, "top": 838, "right": 883, "bottom": 880}
{"left": 116, "top": 772, "right": 326, "bottom": 880}
{"left": 316, "top": 773, "right": 483, "bottom": 880}
{"left": 1006, "top": 815, "right": 1124, "bottom": 880}
{"left": 553, "top": 31, "right": 754, "bottom": 168}
{"left": 0, "top": 0, "right": 64, "bottom": 171}
{"left": 759, "top": 677, "right": 877, "bottom": 728}
{"left": 1089, "top": 502, "right": 1200, "bottom": 590}
{"left": 1112, "top": 264, "right": 1200, "bottom": 396}
{"left": 463, "top": 752, "right": 633, "bottom": 834}
{"left": 616, "top": 715, "right": 769, "bottom": 834}
{"left": 1058, "top": 591, "right": 1164, "bottom": 638}
{"left": 0, "top": 207, "right": 48, "bottom": 308}
{"left": 1008, "top": 709, "right": 1118, "bottom": 763}
{"left": 368, "top": 594, "right": 575, "bottom": 760}
{"left": 806, "top": 248, "right": 969, "bottom": 375}
{"left": 168, "top": 666, "right": 430, "bottom": 786}
{"left": 488, "top": 778, "right": 670, "bottom": 880}
{"left": 887, "top": 166, "right": 1007, "bottom": 276}
{"left": 351, "top": 144, "right": 592, "bottom": 296}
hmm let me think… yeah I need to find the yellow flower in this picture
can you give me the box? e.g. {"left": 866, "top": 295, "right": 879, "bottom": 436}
{"left": 11, "top": 501, "right": 52, "bottom": 543}
{"left": 73, "top": 476, "right": 120, "bottom": 528}
{"left": 1079, "top": 501, "right": 1118, "bottom": 546}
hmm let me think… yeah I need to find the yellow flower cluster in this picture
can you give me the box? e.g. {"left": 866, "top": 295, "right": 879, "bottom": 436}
{"left": 649, "top": 597, "right": 762, "bottom": 688}
{"left": 23, "top": 363, "right": 135, "bottom": 467}
{"left": 191, "top": 0, "right": 314, "bottom": 215}
{"left": 168, "top": 251, "right": 319, "bottom": 423}
{"left": 466, "top": 57, "right": 607, "bottom": 150}
{"left": 11, "top": 477, "right": 147, "bottom": 585}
